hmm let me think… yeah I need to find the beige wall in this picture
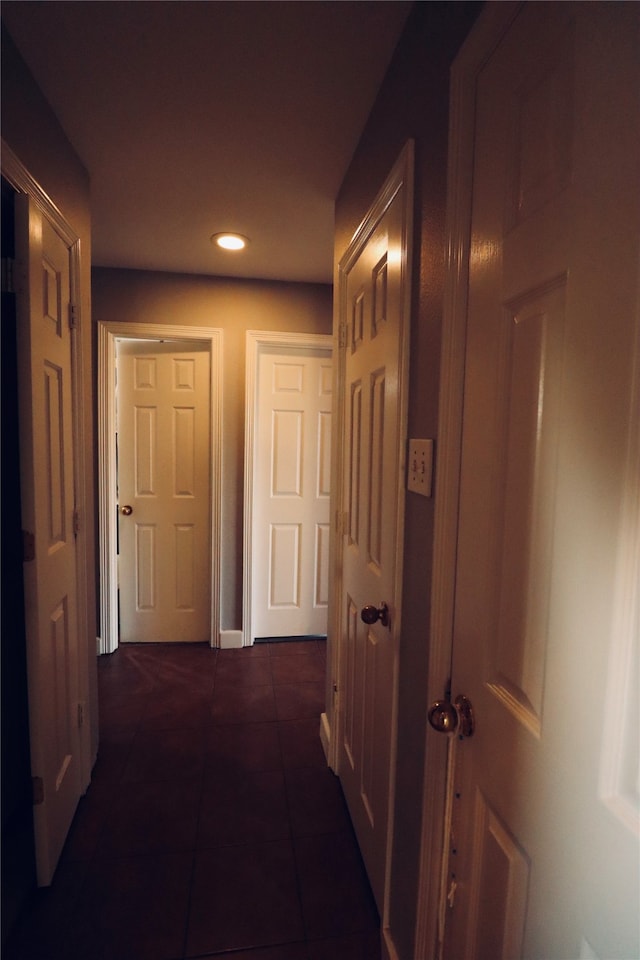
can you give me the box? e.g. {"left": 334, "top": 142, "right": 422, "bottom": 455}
{"left": 2, "top": 29, "right": 99, "bottom": 766}
{"left": 92, "top": 267, "right": 332, "bottom": 631}
{"left": 333, "top": 3, "right": 481, "bottom": 956}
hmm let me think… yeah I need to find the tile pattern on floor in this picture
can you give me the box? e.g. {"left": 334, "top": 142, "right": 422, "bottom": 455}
{"left": 5, "top": 640, "right": 380, "bottom": 960}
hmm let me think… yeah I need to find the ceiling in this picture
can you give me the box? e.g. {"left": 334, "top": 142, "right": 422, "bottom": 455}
{"left": 2, "top": 1, "right": 412, "bottom": 284}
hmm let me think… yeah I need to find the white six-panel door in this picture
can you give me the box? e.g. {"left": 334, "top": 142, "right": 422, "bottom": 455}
{"left": 251, "top": 346, "right": 332, "bottom": 640}
{"left": 16, "top": 196, "right": 82, "bottom": 885}
{"left": 440, "top": 5, "right": 640, "bottom": 958}
{"left": 117, "top": 339, "right": 211, "bottom": 643}
{"left": 336, "top": 144, "right": 413, "bottom": 917}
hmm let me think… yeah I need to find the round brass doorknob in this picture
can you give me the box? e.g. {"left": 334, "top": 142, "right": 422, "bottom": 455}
{"left": 120, "top": 505, "right": 133, "bottom": 516}
{"left": 360, "top": 602, "right": 390, "bottom": 627}
{"left": 428, "top": 694, "right": 475, "bottom": 737}
{"left": 428, "top": 699, "right": 458, "bottom": 733}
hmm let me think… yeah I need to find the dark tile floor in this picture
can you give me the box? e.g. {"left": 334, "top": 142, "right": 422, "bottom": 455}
{"left": 6, "top": 640, "right": 380, "bottom": 960}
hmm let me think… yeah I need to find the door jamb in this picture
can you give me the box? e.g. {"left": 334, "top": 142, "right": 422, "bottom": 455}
{"left": 412, "top": 6, "right": 523, "bottom": 957}
{"left": 97, "top": 321, "right": 223, "bottom": 653}
{"left": 242, "top": 330, "right": 333, "bottom": 648}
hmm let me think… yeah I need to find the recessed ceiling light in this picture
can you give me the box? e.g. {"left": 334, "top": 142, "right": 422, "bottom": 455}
{"left": 211, "top": 232, "right": 249, "bottom": 251}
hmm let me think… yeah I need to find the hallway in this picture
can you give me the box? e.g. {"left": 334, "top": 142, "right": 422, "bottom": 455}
{"left": 6, "top": 640, "right": 379, "bottom": 959}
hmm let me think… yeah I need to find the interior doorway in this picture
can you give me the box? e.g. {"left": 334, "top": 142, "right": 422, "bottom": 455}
{"left": 97, "top": 322, "right": 223, "bottom": 654}
{"left": 116, "top": 338, "right": 212, "bottom": 644}
{"left": 243, "top": 330, "right": 333, "bottom": 647}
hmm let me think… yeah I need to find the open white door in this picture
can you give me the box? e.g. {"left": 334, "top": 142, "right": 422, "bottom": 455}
{"left": 429, "top": 5, "right": 640, "bottom": 958}
{"left": 117, "top": 339, "right": 211, "bottom": 644}
{"left": 15, "top": 195, "right": 82, "bottom": 886}
{"left": 250, "top": 345, "right": 332, "bottom": 640}
{"left": 335, "top": 143, "right": 413, "bottom": 916}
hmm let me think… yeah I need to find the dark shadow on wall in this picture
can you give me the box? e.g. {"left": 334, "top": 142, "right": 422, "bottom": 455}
{"left": 1, "top": 176, "right": 37, "bottom": 947}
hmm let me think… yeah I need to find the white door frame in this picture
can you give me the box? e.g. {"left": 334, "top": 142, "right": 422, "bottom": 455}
{"left": 413, "top": 5, "right": 526, "bottom": 957}
{"left": 1, "top": 141, "right": 94, "bottom": 794}
{"left": 243, "top": 330, "right": 333, "bottom": 647}
{"left": 97, "top": 321, "right": 223, "bottom": 654}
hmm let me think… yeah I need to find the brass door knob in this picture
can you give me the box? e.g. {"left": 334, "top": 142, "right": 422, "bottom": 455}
{"left": 120, "top": 504, "right": 133, "bottom": 516}
{"left": 428, "top": 699, "right": 458, "bottom": 733}
{"left": 360, "top": 602, "right": 390, "bottom": 627}
{"left": 428, "top": 694, "right": 475, "bottom": 737}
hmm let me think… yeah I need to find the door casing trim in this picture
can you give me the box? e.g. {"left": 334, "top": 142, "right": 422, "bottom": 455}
{"left": 97, "top": 321, "right": 223, "bottom": 653}
{"left": 243, "top": 329, "right": 333, "bottom": 647}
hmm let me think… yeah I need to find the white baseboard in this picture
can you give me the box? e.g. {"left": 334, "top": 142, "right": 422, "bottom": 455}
{"left": 219, "top": 629, "right": 243, "bottom": 649}
{"left": 320, "top": 711, "right": 331, "bottom": 763}
{"left": 381, "top": 926, "right": 400, "bottom": 960}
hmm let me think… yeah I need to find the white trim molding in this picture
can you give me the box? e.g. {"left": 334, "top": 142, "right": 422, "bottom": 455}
{"left": 97, "top": 322, "right": 223, "bottom": 654}
{"left": 219, "top": 630, "right": 243, "bottom": 650}
{"left": 1, "top": 141, "right": 73, "bottom": 241}
{"left": 319, "top": 711, "right": 331, "bottom": 763}
{"left": 242, "top": 329, "right": 333, "bottom": 647}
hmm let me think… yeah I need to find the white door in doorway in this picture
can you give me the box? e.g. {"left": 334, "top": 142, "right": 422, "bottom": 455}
{"left": 117, "top": 340, "right": 211, "bottom": 643}
{"left": 337, "top": 144, "right": 413, "bottom": 913}
{"left": 251, "top": 346, "right": 332, "bottom": 640}
{"left": 15, "top": 196, "right": 82, "bottom": 885}
{"left": 440, "top": 5, "right": 640, "bottom": 958}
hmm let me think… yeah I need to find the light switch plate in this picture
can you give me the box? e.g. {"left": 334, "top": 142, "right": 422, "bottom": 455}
{"left": 407, "top": 438, "right": 433, "bottom": 497}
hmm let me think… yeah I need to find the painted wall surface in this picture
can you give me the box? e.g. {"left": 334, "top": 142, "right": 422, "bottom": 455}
{"left": 92, "top": 267, "right": 332, "bottom": 631}
{"left": 333, "top": 3, "right": 481, "bottom": 956}
{"left": 1, "top": 26, "right": 99, "bottom": 936}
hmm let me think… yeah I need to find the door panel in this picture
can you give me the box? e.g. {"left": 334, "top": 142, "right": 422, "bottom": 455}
{"left": 490, "top": 278, "right": 566, "bottom": 735}
{"left": 270, "top": 523, "right": 300, "bottom": 607}
{"left": 443, "top": 5, "right": 640, "bottom": 958}
{"left": 314, "top": 521, "right": 330, "bottom": 607}
{"left": 16, "top": 196, "right": 82, "bottom": 886}
{"left": 466, "top": 792, "right": 530, "bottom": 960}
{"left": 252, "top": 348, "right": 332, "bottom": 639}
{"left": 337, "top": 145, "right": 413, "bottom": 913}
{"left": 117, "top": 340, "right": 211, "bottom": 643}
